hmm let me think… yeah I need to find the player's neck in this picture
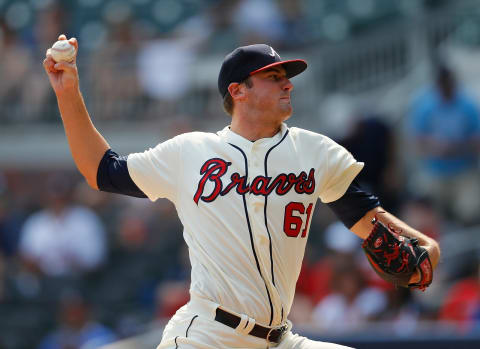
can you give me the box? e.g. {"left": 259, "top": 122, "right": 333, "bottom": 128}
{"left": 230, "top": 117, "right": 281, "bottom": 141}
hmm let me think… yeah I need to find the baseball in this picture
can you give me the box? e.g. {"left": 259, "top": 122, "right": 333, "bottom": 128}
{"left": 50, "top": 40, "right": 76, "bottom": 62}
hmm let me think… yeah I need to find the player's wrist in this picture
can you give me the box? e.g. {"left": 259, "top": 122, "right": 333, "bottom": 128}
{"left": 55, "top": 85, "right": 81, "bottom": 99}
{"left": 423, "top": 241, "right": 440, "bottom": 268}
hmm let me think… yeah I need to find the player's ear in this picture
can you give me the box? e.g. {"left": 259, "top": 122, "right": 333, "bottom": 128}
{"left": 228, "top": 82, "right": 246, "bottom": 101}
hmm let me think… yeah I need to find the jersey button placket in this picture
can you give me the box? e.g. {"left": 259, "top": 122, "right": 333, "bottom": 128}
{"left": 248, "top": 146, "right": 257, "bottom": 194}
{"left": 253, "top": 143, "right": 284, "bottom": 325}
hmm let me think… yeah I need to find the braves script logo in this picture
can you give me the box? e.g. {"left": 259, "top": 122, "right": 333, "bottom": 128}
{"left": 194, "top": 158, "right": 315, "bottom": 204}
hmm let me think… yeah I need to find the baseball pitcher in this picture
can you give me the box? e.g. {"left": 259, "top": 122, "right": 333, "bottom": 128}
{"left": 44, "top": 35, "right": 440, "bottom": 348}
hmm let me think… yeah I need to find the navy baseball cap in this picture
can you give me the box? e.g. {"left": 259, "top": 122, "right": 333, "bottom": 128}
{"left": 218, "top": 44, "right": 307, "bottom": 97}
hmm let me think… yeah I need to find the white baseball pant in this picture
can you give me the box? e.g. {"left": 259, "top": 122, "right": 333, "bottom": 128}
{"left": 156, "top": 297, "right": 354, "bottom": 349}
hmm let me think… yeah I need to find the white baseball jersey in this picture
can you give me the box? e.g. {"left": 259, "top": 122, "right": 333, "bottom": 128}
{"left": 127, "top": 123, "right": 363, "bottom": 327}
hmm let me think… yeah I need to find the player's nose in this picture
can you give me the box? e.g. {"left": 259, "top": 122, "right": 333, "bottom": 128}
{"left": 283, "top": 78, "right": 293, "bottom": 92}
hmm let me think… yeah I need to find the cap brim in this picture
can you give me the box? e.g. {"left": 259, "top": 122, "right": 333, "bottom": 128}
{"left": 249, "top": 59, "right": 307, "bottom": 79}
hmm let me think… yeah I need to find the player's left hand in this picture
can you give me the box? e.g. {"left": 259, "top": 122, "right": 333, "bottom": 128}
{"left": 362, "top": 218, "right": 433, "bottom": 291}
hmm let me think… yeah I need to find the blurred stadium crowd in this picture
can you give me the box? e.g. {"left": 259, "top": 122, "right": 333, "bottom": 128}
{"left": 1, "top": 0, "right": 480, "bottom": 348}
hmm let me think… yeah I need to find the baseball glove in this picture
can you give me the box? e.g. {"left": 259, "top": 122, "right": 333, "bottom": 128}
{"left": 362, "top": 217, "right": 433, "bottom": 291}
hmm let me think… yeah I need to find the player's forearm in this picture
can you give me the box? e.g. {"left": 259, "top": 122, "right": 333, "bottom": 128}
{"left": 56, "top": 88, "right": 109, "bottom": 189}
{"left": 352, "top": 206, "right": 441, "bottom": 268}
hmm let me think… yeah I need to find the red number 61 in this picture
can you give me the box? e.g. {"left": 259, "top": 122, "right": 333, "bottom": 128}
{"left": 283, "top": 202, "right": 313, "bottom": 238}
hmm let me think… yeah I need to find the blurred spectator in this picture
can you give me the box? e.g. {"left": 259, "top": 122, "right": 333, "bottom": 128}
{"left": 0, "top": 20, "right": 35, "bottom": 123}
{"left": 115, "top": 206, "right": 151, "bottom": 254}
{"left": 439, "top": 260, "right": 480, "bottom": 333}
{"left": 22, "top": 2, "right": 69, "bottom": 123}
{"left": 38, "top": 290, "right": 117, "bottom": 349}
{"left": 102, "top": 200, "right": 185, "bottom": 317}
{"left": 18, "top": 174, "right": 107, "bottom": 277}
{"left": 88, "top": 20, "right": 143, "bottom": 121}
{"left": 162, "top": 244, "right": 191, "bottom": 283}
{"left": 409, "top": 64, "right": 480, "bottom": 225}
{"left": 114, "top": 199, "right": 183, "bottom": 255}
{"left": 231, "top": 0, "right": 287, "bottom": 47}
{"left": 154, "top": 280, "right": 190, "bottom": 320}
{"left": 30, "top": 1, "right": 68, "bottom": 52}
{"left": 295, "top": 221, "right": 363, "bottom": 307}
{"left": 292, "top": 221, "right": 390, "bottom": 327}
{"left": 73, "top": 181, "right": 118, "bottom": 227}
{"left": 276, "top": 0, "right": 308, "bottom": 49}
{"left": 340, "top": 115, "right": 400, "bottom": 212}
{"left": 311, "top": 255, "right": 387, "bottom": 333}
{"left": 152, "top": 243, "right": 190, "bottom": 321}
{"left": 136, "top": 16, "right": 214, "bottom": 125}
{"left": 202, "top": 0, "right": 241, "bottom": 52}
{"left": 378, "top": 287, "right": 420, "bottom": 336}
{"left": 0, "top": 2, "right": 68, "bottom": 124}
{"left": 399, "top": 196, "right": 442, "bottom": 241}
{"left": 0, "top": 193, "right": 24, "bottom": 257}
{"left": 137, "top": 36, "right": 196, "bottom": 103}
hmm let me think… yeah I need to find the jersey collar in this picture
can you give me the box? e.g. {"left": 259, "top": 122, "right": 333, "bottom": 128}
{"left": 218, "top": 123, "right": 288, "bottom": 149}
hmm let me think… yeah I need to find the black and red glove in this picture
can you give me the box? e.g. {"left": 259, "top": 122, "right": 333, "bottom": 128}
{"left": 362, "top": 217, "right": 433, "bottom": 291}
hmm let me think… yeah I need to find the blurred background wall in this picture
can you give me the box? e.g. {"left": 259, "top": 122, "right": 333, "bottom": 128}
{"left": 1, "top": 0, "right": 480, "bottom": 348}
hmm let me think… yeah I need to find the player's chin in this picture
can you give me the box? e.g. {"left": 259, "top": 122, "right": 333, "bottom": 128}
{"left": 280, "top": 104, "right": 293, "bottom": 120}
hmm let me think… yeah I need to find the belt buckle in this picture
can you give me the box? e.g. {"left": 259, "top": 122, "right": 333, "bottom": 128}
{"left": 267, "top": 324, "right": 287, "bottom": 344}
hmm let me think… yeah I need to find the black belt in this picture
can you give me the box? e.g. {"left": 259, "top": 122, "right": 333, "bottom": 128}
{"left": 214, "top": 307, "right": 287, "bottom": 344}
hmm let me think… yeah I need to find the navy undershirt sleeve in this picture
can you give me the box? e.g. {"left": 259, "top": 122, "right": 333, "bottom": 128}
{"left": 96, "top": 149, "right": 147, "bottom": 198}
{"left": 326, "top": 180, "right": 380, "bottom": 229}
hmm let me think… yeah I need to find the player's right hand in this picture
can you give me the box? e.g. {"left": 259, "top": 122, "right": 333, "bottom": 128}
{"left": 43, "top": 34, "right": 79, "bottom": 95}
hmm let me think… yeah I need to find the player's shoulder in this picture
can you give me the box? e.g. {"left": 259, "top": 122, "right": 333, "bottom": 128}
{"left": 130, "top": 131, "right": 220, "bottom": 158}
{"left": 288, "top": 126, "right": 338, "bottom": 147}
{"left": 172, "top": 130, "right": 222, "bottom": 146}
